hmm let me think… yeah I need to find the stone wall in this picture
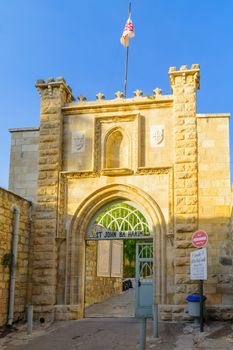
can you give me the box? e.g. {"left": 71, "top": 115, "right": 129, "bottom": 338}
{"left": 9, "top": 128, "right": 39, "bottom": 202}
{"left": 197, "top": 114, "right": 233, "bottom": 306}
{"left": 32, "top": 78, "right": 74, "bottom": 321}
{"left": 0, "top": 187, "right": 31, "bottom": 326}
{"left": 170, "top": 65, "right": 200, "bottom": 305}
{"left": 85, "top": 241, "right": 122, "bottom": 307}
{"left": 159, "top": 305, "right": 233, "bottom": 322}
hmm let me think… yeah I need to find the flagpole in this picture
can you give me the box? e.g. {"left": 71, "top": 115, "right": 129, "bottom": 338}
{"left": 123, "top": 2, "right": 131, "bottom": 98}
{"left": 124, "top": 47, "right": 129, "bottom": 98}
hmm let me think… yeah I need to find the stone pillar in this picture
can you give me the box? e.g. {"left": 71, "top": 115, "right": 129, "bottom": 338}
{"left": 169, "top": 65, "right": 200, "bottom": 304}
{"left": 32, "top": 78, "right": 74, "bottom": 320}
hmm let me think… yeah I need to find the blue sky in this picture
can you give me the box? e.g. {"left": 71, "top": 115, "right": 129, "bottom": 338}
{"left": 0, "top": 0, "right": 233, "bottom": 189}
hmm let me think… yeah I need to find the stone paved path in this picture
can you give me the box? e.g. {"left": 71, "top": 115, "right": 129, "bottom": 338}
{"left": 85, "top": 287, "right": 134, "bottom": 317}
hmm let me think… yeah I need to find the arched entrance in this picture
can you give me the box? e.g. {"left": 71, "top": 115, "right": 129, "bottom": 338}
{"left": 84, "top": 200, "right": 153, "bottom": 317}
{"left": 67, "top": 184, "right": 166, "bottom": 318}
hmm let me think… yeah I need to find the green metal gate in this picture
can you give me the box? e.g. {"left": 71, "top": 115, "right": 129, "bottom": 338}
{"left": 135, "top": 241, "right": 153, "bottom": 318}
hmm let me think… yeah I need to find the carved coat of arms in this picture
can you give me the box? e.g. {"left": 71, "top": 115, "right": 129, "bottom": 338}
{"left": 72, "top": 132, "right": 85, "bottom": 153}
{"left": 150, "top": 125, "right": 165, "bottom": 148}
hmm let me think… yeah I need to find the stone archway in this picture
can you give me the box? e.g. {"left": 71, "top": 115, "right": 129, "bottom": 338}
{"left": 66, "top": 183, "right": 167, "bottom": 318}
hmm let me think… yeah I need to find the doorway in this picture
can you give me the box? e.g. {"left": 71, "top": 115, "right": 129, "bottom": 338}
{"left": 84, "top": 201, "right": 153, "bottom": 318}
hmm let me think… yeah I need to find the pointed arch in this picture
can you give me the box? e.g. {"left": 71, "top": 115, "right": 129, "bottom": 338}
{"left": 66, "top": 183, "right": 167, "bottom": 316}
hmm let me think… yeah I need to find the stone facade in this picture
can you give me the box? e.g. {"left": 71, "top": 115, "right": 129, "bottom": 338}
{"left": 32, "top": 78, "right": 74, "bottom": 321}
{"left": 8, "top": 65, "right": 233, "bottom": 322}
{"left": 9, "top": 128, "right": 39, "bottom": 202}
{"left": 0, "top": 187, "right": 31, "bottom": 326}
{"left": 171, "top": 65, "right": 200, "bottom": 306}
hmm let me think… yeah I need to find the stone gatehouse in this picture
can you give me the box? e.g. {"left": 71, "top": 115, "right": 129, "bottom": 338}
{"left": 7, "top": 64, "right": 233, "bottom": 323}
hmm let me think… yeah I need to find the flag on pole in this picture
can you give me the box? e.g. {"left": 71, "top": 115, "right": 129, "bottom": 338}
{"left": 120, "top": 16, "right": 135, "bottom": 47}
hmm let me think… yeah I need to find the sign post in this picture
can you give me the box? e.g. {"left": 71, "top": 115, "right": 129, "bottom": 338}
{"left": 200, "top": 278, "right": 204, "bottom": 332}
{"left": 191, "top": 231, "right": 208, "bottom": 332}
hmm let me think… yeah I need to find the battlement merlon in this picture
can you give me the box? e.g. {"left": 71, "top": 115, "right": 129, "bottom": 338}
{"left": 35, "top": 77, "right": 75, "bottom": 103}
{"left": 169, "top": 64, "right": 200, "bottom": 92}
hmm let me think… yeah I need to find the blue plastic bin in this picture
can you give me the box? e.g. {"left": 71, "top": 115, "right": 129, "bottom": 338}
{"left": 186, "top": 293, "right": 206, "bottom": 318}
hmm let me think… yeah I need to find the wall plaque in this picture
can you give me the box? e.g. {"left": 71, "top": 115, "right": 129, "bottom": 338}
{"left": 150, "top": 125, "right": 165, "bottom": 148}
{"left": 72, "top": 131, "right": 85, "bottom": 153}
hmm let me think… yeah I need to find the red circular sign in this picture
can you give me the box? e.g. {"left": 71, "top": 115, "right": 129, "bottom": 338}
{"left": 192, "top": 230, "right": 208, "bottom": 248}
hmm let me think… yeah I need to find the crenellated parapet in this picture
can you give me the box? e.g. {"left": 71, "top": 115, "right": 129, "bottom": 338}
{"left": 36, "top": 77, "right": 74, "bottom": 103}
{"left": 75, "top": 88, "right": 167, "bottom": 103}
{"left": 169, "top": 64, "right": 200, "bottom": 91}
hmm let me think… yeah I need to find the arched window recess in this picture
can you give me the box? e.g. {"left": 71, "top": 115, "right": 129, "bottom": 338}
{"left": 102, "top": 127, "right": 132, "bottom": 176}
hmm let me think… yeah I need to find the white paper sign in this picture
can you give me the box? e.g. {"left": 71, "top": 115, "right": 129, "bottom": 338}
{"left": 190, "top": 248, "right": 207, "bottom": 280}
{"left": 150, "top": 125, "right": 165, "bottom": 148}
{"left": 72, "top": 131, "right": 85, "bottom": 153}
